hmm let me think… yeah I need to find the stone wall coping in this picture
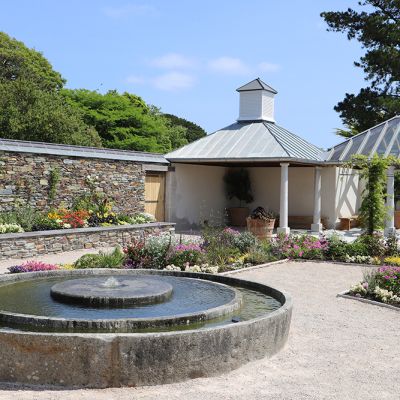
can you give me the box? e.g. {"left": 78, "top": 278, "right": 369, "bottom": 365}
{"left": 0, "top": 222, "right": 175, "bottom": 241}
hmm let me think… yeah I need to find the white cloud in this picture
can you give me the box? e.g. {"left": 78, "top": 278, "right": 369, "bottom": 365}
{"left": 150, "top": 53, "right": 196, "bottom": 69}
{"left": 151, "top": 72, "right": 195, "bottom": 91}
{"left": 258, "top": 62, "right": 280, "bottom": 73}
{"left": 126, "top": 75, "right": 146, "bottom": 84}
{"left": 208, "top": 57, "right": 250, "bottom": 75}
{"left": 102, "top": 4, "right": 155, "bottom": 18}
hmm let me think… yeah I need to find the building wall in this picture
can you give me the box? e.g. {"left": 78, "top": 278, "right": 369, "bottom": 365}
{"left": 0, "top": 151, "right": 146, "bottom": 214}
{"left": 335, "top": 166, "right": 361, "bottom": 220}
{"left": 166, "top": 163, "right": 227, "bottom": 229}
{"left": 167, "top": 164, "right": 351, "bottom": 230}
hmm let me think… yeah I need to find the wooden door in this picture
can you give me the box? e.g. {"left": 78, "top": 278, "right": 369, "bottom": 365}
{"left": 145, "top": 173, "right": 165, "bottom": 221}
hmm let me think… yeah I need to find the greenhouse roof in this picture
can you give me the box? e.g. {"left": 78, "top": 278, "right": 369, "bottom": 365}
{"left": 326, "top": 116, "right": 400, "bottom": 162}
{"left": 0, "top": 138, "right": 168, "bottom": 164}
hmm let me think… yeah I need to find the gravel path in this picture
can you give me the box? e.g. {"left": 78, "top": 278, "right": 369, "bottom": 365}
{"left": 0, "top": 261, "right": 399, "bottom": 400}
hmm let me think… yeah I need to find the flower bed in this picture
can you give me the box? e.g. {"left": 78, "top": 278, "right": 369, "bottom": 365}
{"left": 347, "top": 265, "right": 400, "bottom": 307}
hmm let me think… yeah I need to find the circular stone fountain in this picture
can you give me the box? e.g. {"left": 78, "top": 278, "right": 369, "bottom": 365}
{"left": 0, "top": 269, "right": 292, "bottom": 388}
{"left": 50, "top": 276, "right": 175, "bottom": 306}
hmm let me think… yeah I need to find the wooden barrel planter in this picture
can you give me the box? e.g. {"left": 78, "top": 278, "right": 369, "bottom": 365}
{"left": 246, "top": 217, "right": 275, "bottom": 239}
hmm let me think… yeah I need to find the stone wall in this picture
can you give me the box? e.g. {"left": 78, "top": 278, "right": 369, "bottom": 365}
{"left": 0, "top": 151, "right": 145, "bottom": 214}
{"left": 0, "top": 223, "right": 174, "bottom": 261}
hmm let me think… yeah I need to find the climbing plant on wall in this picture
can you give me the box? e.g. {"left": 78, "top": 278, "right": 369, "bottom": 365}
{"left": 348, "top": 155, "right": 399, "bottom": 234}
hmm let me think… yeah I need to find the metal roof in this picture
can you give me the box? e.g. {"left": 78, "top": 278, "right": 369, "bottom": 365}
{"left": 326, "top": 116, "right": 400, "bottom": 162}
{"left": 236, "top": 78, "right": 278, "bottom": 94}
{"left": 165, "top": 121, "right": 324, "bottom": 163}
{"left": 0, "top": 138, "right": 168, "bottom": 164}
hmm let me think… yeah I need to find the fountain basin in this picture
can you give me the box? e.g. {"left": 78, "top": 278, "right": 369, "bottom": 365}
{"left": 0, "top": 269, "right": 292, "bottom": 388}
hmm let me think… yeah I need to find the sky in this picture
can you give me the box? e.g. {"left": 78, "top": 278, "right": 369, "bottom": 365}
{"left": 1, "top": 0, "right": 367, "bottom": 149}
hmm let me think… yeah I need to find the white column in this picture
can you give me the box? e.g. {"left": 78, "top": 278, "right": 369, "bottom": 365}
{"left": 385, "top": 166, "right": 396, "bottom": 236}
{"left": 277, "top": 163, "right": 290, "bottom": 235}
{"left": 311, "top": 166, "right": 322, "bottom": 233}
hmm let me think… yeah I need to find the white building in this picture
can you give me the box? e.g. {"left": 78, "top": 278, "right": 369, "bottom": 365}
{"left": 165, "top": 78, "right": 399, "bottom": 234}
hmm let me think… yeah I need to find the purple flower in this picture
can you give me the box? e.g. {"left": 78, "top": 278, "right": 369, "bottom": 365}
{"left": 8, "top": 261, "right": 59, "bottom": 274}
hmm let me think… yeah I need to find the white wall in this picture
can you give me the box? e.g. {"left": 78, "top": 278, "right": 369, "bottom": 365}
{"left": 166, "top": 163, "right": 227, "bottom": 229}
{"left": 166, "top": 163, "right": 363, "bottom": 230}
{"left": 248, "top": 167, "right": 314, "bottom": 216}
{"left": 335, "top": 167, "right": 361, "bottom": 220}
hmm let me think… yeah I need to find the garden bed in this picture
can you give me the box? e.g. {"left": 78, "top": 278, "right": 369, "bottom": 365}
{"left": 0, "top": 222, "right": 175, "bottom": 261}
{"left": 337, "top": 290, "right": 400, "bottom": 311}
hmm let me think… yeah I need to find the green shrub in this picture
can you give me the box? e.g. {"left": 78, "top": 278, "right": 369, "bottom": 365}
{"left": 166, "top": 243, "right": 205, "bottom": 267}
{"left": 244, "top": 242, "right": 276, "bottom": 265}
{"left": 232, "top": 231, "right": 257, "bottom": 253}
{"left": 355, "top": 234, "right": 386, "bottom": 257}
{"left": 324, "top": 234, "right": 348, "bottom": 261}
{"left": 73, "top": 247, "right": 125, "bottom": 269}
{"left": 0, "top": 206, "right": 39, "bottom": 231}
{"left": 31, "top": 214, "right": 61, "bottom": 231}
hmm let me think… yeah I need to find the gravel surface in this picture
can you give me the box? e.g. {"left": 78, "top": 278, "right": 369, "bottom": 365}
{"left": 1, "top": 261, "right": 399, "bottom": 400}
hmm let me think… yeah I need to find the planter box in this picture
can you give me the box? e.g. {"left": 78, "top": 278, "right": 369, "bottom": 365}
{"left": 0, "top": 222, "right": 175, "bottom": 261}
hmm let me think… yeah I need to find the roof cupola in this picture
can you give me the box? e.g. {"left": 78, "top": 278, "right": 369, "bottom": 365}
{"left": 237, "top": 78, "right": 277, "bottom": 123}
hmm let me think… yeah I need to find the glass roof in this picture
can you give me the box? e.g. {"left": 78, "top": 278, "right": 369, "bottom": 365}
{"left": 326, "top": 116, "right": 400, "bottom": 162}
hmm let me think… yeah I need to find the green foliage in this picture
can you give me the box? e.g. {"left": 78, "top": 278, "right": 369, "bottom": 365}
{"left": 73, "top": 247, "right": 125, "bottom": 269}
{"left": 244, "top": 241, "right": 276, "bottom": 265}
{"left": 163, "top": 113, "right": 207, "bottom": 143}
{"left": 62, "top": 89, "right": 189, "bottom": 153}
{"left": 321, "top": 2, "right": 400, "bottom": 133}
{"left": 166, "top": 244, "right": 205, "bottom": 268}
{"left": 223, "top": 168, "right": 254, "bottom": 206}
{"left": 0, "top": 31, "right": 65, "bottom": 91}
{"left": 356, "top": 233, "right": 387, "bottom": 258}
{"left": 48, "top": 168, "right": 60, "bottom": 204}
{"left": 348, "top": 155, "right": 398, "bottom": 234}
{"left": 0, "top": 79, "right": 102, "bottom": 146}
{"left": 31, "top": 214, "right": 61, "bottom": 231}
{"left": 0, "top": 205, "right": 39, "bottom": 232}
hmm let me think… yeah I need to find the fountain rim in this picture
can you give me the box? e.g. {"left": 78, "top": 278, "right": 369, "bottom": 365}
{"left": 0, "top": 268, "right": 292, "bottom": 336}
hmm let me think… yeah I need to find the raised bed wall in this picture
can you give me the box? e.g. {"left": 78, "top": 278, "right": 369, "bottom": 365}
{"left": 0, "top": 223, "right": 175, "bottom": 260}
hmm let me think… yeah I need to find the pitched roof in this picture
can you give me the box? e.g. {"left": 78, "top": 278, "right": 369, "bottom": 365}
{"left": 0, "top": 138, "right": 168, "bottom": 164}
{"left": 326, "top": 116, "right": 400, "bottom": 162}
{"left": 236, "top": 78, "right": 278, "bottom": 94}
{"left": 165, "top": 121, "right": 324, "bottom": 163}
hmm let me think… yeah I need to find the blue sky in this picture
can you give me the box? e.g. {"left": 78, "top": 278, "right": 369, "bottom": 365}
{"left": 1, "top": 0, "right": 366, "bottom": 149}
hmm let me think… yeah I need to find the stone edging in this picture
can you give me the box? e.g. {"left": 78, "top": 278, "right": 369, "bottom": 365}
{"left": 293, "top": 259, "right": 381, "bottom": 268}
{"left": 337, "top": 290, "right": 400, "bottom": 312}
{"left": 220, "top": 259, "right": 289, "bottom": 275}
{"left": 0, "top": 222, "right": 175, "bottom": 240}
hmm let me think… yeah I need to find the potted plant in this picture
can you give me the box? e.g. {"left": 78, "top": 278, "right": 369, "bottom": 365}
{"left": 246, "top": 207, "right": 277, "bottom": 239}
{"left": 223, "top": 168, "right": 253, "bottom": 226}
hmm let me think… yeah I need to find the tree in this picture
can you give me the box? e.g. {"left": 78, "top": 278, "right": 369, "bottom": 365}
{"left": 62, "top": 89, "right": 188, "bottom": 153}
{"left": 321, "top": 1, "right": 400, "bottom": 134}
{"left": 0, "top": 31, "right": 65, "bottom": 91}
{"left": 163, "top": 113, "right": 206, "bottom": 143}
{"left": 0, "top": 80, "right": 101, "bottom": 146}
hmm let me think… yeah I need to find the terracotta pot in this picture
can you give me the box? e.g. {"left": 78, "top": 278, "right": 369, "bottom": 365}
{"left": 228, "top": 207, "right": 249, "bottom": 227}
{"left": 395, "top": 211, "right": 400, "bottom": 229}
{"left": 246, "top": 217, "right": 275, "bottom": 239}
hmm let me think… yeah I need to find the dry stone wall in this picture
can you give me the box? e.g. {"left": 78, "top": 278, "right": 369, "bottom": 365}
{"left": 0, "top": 223, "right": 174, "bottom": 260}
{"left": 0, "top": 151, "right": 145, "bottom": 214}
